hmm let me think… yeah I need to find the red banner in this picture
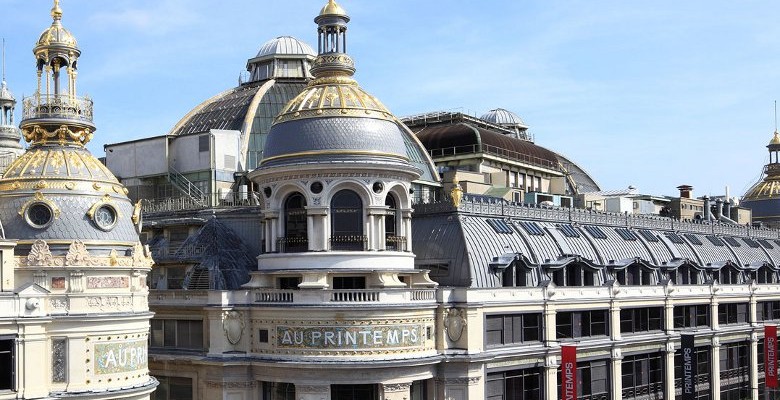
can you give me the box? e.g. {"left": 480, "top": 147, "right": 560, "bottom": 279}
{"left": 561, "top": 345, "right": 577, "bottom": 400}
{"left": 767, "top": 325, "right": 778, "bottom": 388}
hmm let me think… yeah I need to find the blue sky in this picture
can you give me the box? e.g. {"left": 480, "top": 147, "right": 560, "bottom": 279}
{"left": 2, "top": 0, "right": 780, "bottom": 198}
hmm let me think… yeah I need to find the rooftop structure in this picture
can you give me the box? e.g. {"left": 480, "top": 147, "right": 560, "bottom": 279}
{"left": 0, "top": 2, "right": 155, "bottom": 398}
{"left": 742, "top": 130, "right": 780, "bottom": 227}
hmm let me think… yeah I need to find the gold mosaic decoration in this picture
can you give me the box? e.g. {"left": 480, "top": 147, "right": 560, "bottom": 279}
{"left": 22, "top": 124, "right": 93, "bottom": 146}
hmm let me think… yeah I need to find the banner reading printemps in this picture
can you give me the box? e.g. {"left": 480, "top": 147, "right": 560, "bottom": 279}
{"left": 681, "top": 334, "right": 696, "bottom": 400}
{"left": 560, "top": 345, "right": 576, "bottom": 400}
{"left": 767, "top": 325, "right": 778, "bottom": 388}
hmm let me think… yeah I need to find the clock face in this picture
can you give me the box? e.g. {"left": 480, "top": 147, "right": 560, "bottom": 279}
{"left": 94, "top": 205, "right": 116, "bottom": 230}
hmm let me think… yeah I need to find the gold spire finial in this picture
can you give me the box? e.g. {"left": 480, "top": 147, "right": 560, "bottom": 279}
{"left": 51, "top": 0, "right": 62, "bottom": 21}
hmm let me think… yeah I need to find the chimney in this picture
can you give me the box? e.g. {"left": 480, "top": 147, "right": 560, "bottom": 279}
{"left": 677, "top": 185, "right": 693, "bottom": 199}
{"left": 703, "top": 195, "right": 711, "bottom": 221}
{"left": 715, "top": 198, "right": 723, "bottom": 219}
{"left": 724, "top": 199, "right": 732, "bottom": 220}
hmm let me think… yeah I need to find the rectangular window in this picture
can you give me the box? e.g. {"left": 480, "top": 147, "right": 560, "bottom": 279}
{"left": 153, "top": 376, "right": 194, "bottom": 400}
{"left": 615, "top": 228, "right": 638, "bottom": 241}
{"left": 487, "top": 368, "right": 541, "bottom": 400}
{"left": 684, "top": 234, "right": 702, "bottom": 245}
{"left": 638, "top": 229, "right": 659, "bottom": 242}
{"left": 518, "top": 221, "right": 544, "bottom": 236}
{"left": 556, "top": 310, "right": 609, "bottom": 339}
{"left": 665, "top": 233, "right": 685, "bottom": 244}
{"left": 759, "top": 239, "right": 774, "bottom": 249}
{"left": 583, "top": 225, "right": 607, "bottom": 239}
{"left": 620, "top": 307, "right": 663, "bottom": 334}
{"left": 718, "top": 303, "right": 748, "bottom": 325}
{"left": 198, "top": 135, "right": 209, "bottom": 152}
{"left": 723, "top": 236, "right": 741, "bottom": 247}
{"left": 673, "top": 305, "right": 709, "bottom": 329}
{"left": 558, "top": 224, "right": 580, "bottom": 238}
{"left": 719, "top": 342, "right": 750, "bottom": 399}
{"left": 150, "top": 319, "right": 204, "bottom": 350}
{"left": 485, "top": 314, "right": 542, "bottom": 347}
{"left": 758, "top": 301, "right": 780, "bottom": 321}
{"left": 262, "top": 382, "right": 296, "bottom": 400}
{"left": 277, "top": 277, "right": 301, "bottom": 289}
{"left": 0, "top": 338, "right": 13, "bottom": 390}
{"left": 332, "top": 276, "right": 365, "bottom": 289}
{"left": 557, "top": 359, "right": 609, "bottom": 398}
{"left": 621, "top": 352, "right": 663, "bottom": 399}
{"left": 258, "top": 329, "right": 269, "bottom": 343}
{"left": 706, "top": 235, "right": 725, "bottom": 246}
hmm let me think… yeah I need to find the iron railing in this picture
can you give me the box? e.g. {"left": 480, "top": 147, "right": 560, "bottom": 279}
{"left": 22, "top": 93, "right": 93, "bottom": 123}
{"left": 141, "top": 191, "right": 262, "bottom": 213}
{"left": 329, "top": 235, "right": 367, "bottom": 251}
{"left": 276, "top": 236, "right": 308, "bottom": 253}
{"left": 168, "top": 166, "right": 206, "bottom": 205}
{"left": 427, "top": 143, "right": 558, "bottom": 170}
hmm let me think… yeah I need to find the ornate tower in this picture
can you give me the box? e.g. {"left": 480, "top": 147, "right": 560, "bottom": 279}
{"left": 742, "top": 131, "right": 780, "bottom": 227}
{"left": 0, "top": 2, "right": 156, "bottom": 398}
{"left": 0, "top": 39, "right": 23, "bottom": 169}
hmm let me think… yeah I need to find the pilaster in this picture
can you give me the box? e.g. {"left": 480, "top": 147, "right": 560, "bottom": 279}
{"left": 711, "top": 337, "right": 721, "bottom": 400}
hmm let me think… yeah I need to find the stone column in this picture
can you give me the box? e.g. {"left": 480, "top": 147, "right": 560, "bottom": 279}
{"left": 544, "top": 353, "right": 560, "bottom": 399}
{"left": 711, "top": 298, "right": 720, "bottom": 331}
{"left": 711, "top": 337, "right": 721, "bottom": 400}
{"left": 750, "top": 332, "right": 759, "bottom": 400}
{"left": 401, "top": 209, "right": 413, "bottom": 250}
{"left": 543, "top": 303, "right": 556, "bottom": 346}
{"left": 17, "top": 324, "right": 48, "bottom": 398}
{"left": 295, "top": 384, "right": 330, "bottom": 400}
{"left": 610, "top": 301, "right": 621, "bottom": 341}
{"left": 611, "top": 348, "right": 623, "bottom": 400}
{"left": 664, "top": 341, "right": 677, "bottom": 400}
{"left": 367, "top": 206, "right": 388, "bottom": 251}
{"left": 306, "top": 206, "right": 328, "bottom": 251}
{"left": 664, "top": 295, "right": 675, "bottom": 336}
{"left": 381, "top": 382, "right": 411, "bottom": 400}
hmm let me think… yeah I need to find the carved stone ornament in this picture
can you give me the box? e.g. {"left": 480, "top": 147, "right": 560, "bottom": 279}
{"left": 296, "top": 385, "right": 329, "bottom": 394}
{"left": 444, "top": 308, "right": 466, "bottom": 342}
{"left": 611, "top": 347, "right": 623, "bottom": 360}
{"left": 65, "top": 240, "right": 90, "bottom": 266}
{"left": 27, "top": 239, "right": 53, "bottom": 266}
{"left": 382, "top": 383, "right": 411, "bottom": 393}
{"left": 222, "top": 310, "right": 245, "bottom": 345}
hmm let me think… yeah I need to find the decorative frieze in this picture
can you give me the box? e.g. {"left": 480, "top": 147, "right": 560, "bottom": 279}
{"left": 205, "top": 381, "right": 257, "bottom": 389}
{"left": 382, "top": 382, "right": 411, "bottom": 392}
{"left": 87, "top": 276, "right": 128, "bottom": 289}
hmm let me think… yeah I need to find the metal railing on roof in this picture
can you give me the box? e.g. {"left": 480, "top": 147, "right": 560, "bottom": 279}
{"left": 141, "top": 191, "right": 262, "bottom": 214}
{"left": 401, "top": 109, "right": 534, "bottom": 142}
{"left": 413, "top": 194, "right": 780, "bottom": 239}
{"left": 427, "top": 143, "right": 559, "bottom": 171}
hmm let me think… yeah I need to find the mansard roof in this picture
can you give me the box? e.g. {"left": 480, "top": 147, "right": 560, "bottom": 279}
{"left": 412, "top": 195, "right": 780, "bottom": 288}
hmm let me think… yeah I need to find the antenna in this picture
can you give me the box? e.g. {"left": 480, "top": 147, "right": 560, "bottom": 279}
{"left": 1, "top": 38, "right": 5, "bottom": 83}
{"left": 775, "top": 100, "right": 777, "bottom": 132}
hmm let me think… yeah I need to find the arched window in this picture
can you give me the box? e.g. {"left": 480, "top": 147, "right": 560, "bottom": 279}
{"left": 674, "top": 265, "right": 699, "bottom": 285}
{"left": 282, "top": 193, "right": 307, "bottom": 252}
{"left": 719, "top": 266, "right": 741, "bottom": 284}
{"left": 615, "top": 264, "right": 656, "bottom": 286}
{"left": 330, "top": 190, "right": 364, "bottom": 251}
{"left": 756, "top": 266, "right": 777, "bottom": 284}
{"left": 385, "top": 194, "right": 403, "bottom": 251}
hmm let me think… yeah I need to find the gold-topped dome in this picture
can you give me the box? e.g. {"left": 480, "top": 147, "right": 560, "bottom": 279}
{"left": 319, "top": 0, "right": 348, "bottom": 18}
{"left": 770, "top": 130, "right": 780, "bottom": 146}
{"left": 34, "top": 0, "right": 78, "bottom": 53}
{"left": 274, "top": 77, "right": 392, "bottom": 123}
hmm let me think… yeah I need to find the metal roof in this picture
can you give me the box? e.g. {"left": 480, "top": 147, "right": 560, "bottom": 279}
{"left": 255, "top": 36, "right": 316, "bottom": 59}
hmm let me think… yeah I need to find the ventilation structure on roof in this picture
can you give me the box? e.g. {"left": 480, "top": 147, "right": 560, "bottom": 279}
{"left": 486, "top": 219, "right": 513, "bottom": 234}
{"left": 665, "top": 233, "right": 685, "bottom": 244}
{"left": 723, "top": 237, "right": 741, "bottom": 247}
{"left": 558, "top": 224, "right": 580, "bottom": 238}
{"left": 706, "top": 235, "right": 724, "bottom": 247}
{"left": 615, "top": 228, "right": 637, "bottom": 241}
{"left": 742, "top": 238, "right": 760, "bottom": 248}
{"left": 684, "top": 234, "right": 702, "bottom": 246}
{"left": 759, "top": 239, "right": 774, "bottom": 250}
{"left": 583, "top": 225, "right": 607, "bottom": 239}
{"left": 518, "top": 221, "right": 544, "bottom": 236}
{"left": 638, "top": 229, "right": 658, "bottom": 242}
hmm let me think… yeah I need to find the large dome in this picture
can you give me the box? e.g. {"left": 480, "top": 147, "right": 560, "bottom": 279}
{"left": 255, "top": 36, "right": 316, "bottom": 59}
{"left": 480, "top": 108, "right": 527, "bottom": 129}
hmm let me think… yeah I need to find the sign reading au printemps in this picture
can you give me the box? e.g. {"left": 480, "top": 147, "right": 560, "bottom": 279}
{"left": 94, "top": 339, "right": 148, "bottom": 374}
{"left": 277, "top": 324, "right": 424, "bottom": 349}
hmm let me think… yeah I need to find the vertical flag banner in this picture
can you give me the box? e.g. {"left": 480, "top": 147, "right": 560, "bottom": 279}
{"left": 681, "top": 334, "right": 697, "bottom": 400}
{"left": 767, "top": 325, "right": 778, "bottom": 388}
{"left": 561, "top": 345, "right": 577, "bottom": 400}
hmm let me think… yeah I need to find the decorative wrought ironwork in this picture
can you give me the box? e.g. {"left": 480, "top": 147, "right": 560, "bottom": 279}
{"left": 52, "top": 338, "right": 67, "bottom": 383}
{"left": 276, "top": 236, "right": 308, "bottom": 253}
{"left": 329, "top": 235, "right": 367, "bottom": 251}
{"left": 22, "top": 94, "right": 93, "bottom": 123}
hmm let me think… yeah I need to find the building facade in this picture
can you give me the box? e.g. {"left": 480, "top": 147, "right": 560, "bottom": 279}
{"left": 0, "top": 2, "right": 155, "bottom": 399}
{"left": 143, "top": 2, "right": 780, "bottom": 400}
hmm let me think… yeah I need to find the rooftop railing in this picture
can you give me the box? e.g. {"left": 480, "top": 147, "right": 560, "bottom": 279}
{"left": 253, "top": 288, "right": 437, "bottom": 305}
{"left": 141, "top": 191, "right": 262, "bottom": 214}
{"left": 414, "top": 194, "right": 780, "bottom": 239}
{"left": 22, "top": 93, "right": 93, "bottom": 123}
{"left": 427, "top": 143, "right": 559, "bottom": 171}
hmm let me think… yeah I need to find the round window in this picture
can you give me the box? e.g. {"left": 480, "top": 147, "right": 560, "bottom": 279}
{"left": 93, "top": 205, "right": 117, "bottom": 231}
{"left": 310, "top": 181, "right": 323, "bottom": 194}
{"left": 26, "top": 203, "right": 53, "bottom": 229}
{"left": 372, "top": 182, "right": 384, "bottom": 194}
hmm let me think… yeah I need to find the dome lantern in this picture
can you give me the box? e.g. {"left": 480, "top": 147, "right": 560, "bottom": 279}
{"left": 311, "top": 0, "right": 355, "bottom": 78}
{"left": 22, "top": 0, "right": 94, "bottom": 148}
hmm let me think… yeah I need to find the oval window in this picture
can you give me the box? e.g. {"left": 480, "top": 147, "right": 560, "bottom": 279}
{"left": 26, "top": 202, "right": 54, "bottom": 229}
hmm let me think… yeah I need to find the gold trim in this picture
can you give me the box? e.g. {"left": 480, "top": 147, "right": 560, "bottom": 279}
{"left": 260, "top": 149, "right": 409, "bottom": 165}
{"left": 86, "top": 194, "right": 121, "bottom": 219}
{"left": 0, "top": 177, "right": 125, "bottom": 194}
{"left": 18, "top": 191, "right": 61, "bottom": 220}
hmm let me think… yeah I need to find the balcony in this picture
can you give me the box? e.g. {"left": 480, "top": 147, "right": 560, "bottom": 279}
{"left": 276, "top": 236, "right": 308, "bottom": 253}
{"left": 329, "top": 235, "right": 367, "bottom": 251}
{"left": 252, "top": 288, "right": 436, "bottom": 305}
{"left": 149, "top": 290, "right": 209, "bottom": 307}
{"left": 22, "top": 94, "right": 93, "bottom": 124}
